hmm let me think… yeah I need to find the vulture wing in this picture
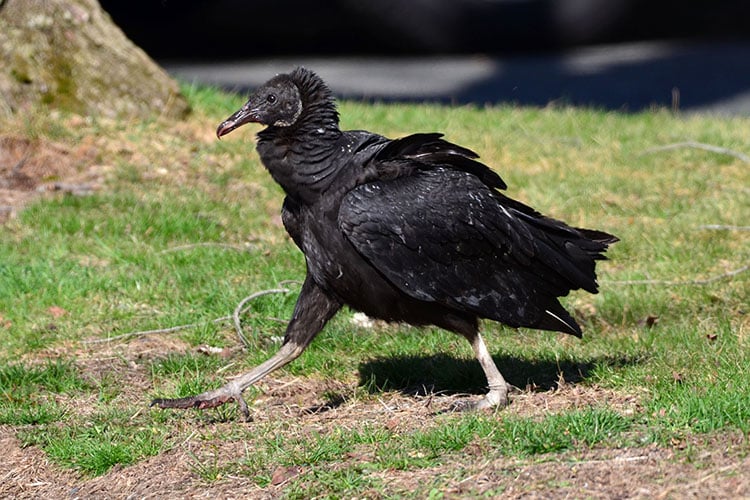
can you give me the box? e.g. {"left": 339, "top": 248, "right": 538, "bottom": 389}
{"left": 339, "top": 167, "right": 615, "bottom": 336}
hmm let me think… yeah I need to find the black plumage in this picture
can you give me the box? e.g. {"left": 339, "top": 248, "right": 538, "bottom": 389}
{"left": 153, "top": 67, "right": 617, "bottom": 417}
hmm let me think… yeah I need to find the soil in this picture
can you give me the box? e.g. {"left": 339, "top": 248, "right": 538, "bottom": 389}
{"left": 1, "top": 133, "right": 748, "bottom": 498}
{"left": 1, "top": 389, "right": 748, "bottom": 499}
{"left": 2, "top": 332, "right": 748, "bottom": 499}
{"left": 0, "top": 133, "right": 105, "bottom": 222}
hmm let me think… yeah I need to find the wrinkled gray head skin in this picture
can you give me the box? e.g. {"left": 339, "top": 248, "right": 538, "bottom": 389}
{"left": 217, "top": 67, "right": 337, "bottom": 139}
{"left": 216, "top": 74, "right": 303, "bottom": 137}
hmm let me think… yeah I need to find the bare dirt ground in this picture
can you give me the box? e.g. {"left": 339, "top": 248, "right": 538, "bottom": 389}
{"left": 0, "top": 133, "right": 106, "bottom": 222}
{"left": 2, "top": 332, "right": 749, "bottom": 499}
{"left": 2, "top": 134, "right": 749, "bottom": 498}
{"left": 1, "top": 389, "right": 748, "bottom": 499}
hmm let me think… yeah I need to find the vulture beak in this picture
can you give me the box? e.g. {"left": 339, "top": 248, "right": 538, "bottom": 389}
{"left": 216, "top": 104, "right": 259, "bottom": 139}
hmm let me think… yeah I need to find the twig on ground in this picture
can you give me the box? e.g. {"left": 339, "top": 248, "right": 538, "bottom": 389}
{"left": 233, "top": 288, "right": 291, "bottom": 348}
{"left": 605, "top": 264, "right": 749, "bottom": 286}
{"left": 655, "top": 462, "right": 741, "bottom": 499}
{"left": 640, "top": 141, "right": 750, "bottom": 163}
{"left": 178, "top": 430, "right": 199, "bottom": 449}
{"left": 377, "top": 397, "right": 396, "bottom": 413}
{"left": 158, "top": 242, "right": 255, "bottom": 254}
{"left": 216, "top": 362, "right": 237, "bottom": 374}
{"left": 571, "top": 455, "right": 651, "bottom": 466}
{"left": 278, "top": 279, "right": 304, "bottom": 287}
{"left": 83, "top": 317, "right": 232, "bottom": 344}
{"left": 83, "top": 283, "right": 298, "bottom": 345}
{"left": 698, "top": 224, "right": 750, "bottom": 231}
{"left": 264, "top": 377, "right": 302, "bottom": 395}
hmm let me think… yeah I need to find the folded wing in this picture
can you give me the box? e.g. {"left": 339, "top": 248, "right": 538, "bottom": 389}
{"left": 339, "top": 167, "right": 616, "bottom": 336}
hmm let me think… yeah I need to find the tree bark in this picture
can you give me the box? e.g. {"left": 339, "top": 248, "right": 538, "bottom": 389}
{"left": 0, "top": 0, "right": 189, "bottom": 119}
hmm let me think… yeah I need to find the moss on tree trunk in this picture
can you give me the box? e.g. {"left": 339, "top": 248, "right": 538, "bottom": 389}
{"left": 0, "top": 0, "right": 189, "bottom": 119}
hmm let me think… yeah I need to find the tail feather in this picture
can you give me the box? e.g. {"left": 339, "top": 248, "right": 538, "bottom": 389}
{"left": 534, "top": 300, "right": 582, "bottom": 338}
{"left": 575, "top": 228, "right": 619, "bottom": 257}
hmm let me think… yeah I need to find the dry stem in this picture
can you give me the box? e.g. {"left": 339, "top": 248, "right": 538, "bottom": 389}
{"left": 640, "top": 141, "right": 750, "bottom": 163}
{"left": 84, "top": 285, "right": 294, "bottom": 345}
{"left": 605, "top": 264, "right": 749, "bottom": 286}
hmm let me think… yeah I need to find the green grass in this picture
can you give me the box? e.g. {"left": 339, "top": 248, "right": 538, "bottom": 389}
{"left": 0, "top": 82, "right": 748, "bottom": 494}
{"left": 0, "top": 361, "right": 89, "bottom": 425}
{"left": 18, "top": 409, "right": 170, "bottom": 475}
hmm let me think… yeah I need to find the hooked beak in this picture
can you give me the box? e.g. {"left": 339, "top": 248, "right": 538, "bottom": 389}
{"left": 216, "top": 104, "right": 259, "bottom": 139}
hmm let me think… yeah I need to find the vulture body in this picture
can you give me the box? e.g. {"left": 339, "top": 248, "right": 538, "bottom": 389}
{"left": 153, "top": 67, "right": 617, "bottom": 417}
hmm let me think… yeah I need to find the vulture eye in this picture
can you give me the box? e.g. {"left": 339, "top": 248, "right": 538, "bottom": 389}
{"left": 267, "top": 94, "right": 277, "bottom": 104}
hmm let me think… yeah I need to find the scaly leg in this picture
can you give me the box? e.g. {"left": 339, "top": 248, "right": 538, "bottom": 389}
{"left": 467, "top": 331, "right": 510, "bottom": 409}
{"left": 447, "top": 329, "right": 510, "bottom": 411}
{"left": 151, "top": 276, "right": 341, "bottom": 421}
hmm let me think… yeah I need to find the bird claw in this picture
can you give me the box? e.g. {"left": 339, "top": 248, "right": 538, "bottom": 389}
{"left": 446, "top": 397, "right": 492, "bottom": 413}
{"left": 151, "top": 390, "right": 251, "bottom": 422}
{"left": 446, "top": 390, "right": 511, "bottom": 413}
{"left": 150, "top": 340, "right": 312, "bottom": 423}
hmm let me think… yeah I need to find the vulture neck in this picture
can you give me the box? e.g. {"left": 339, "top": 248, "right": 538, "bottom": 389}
{"left": 256, "top": 103, "right": 343, "bottom": 205}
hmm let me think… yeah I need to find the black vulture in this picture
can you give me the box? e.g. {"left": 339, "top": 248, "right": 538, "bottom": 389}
{"left": 152, "top": 67, "right": 617, "bottom": 419}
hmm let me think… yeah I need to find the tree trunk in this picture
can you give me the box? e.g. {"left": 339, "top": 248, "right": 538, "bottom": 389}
{"left": 0, "top": 0, "right": 189, "bottom": 119}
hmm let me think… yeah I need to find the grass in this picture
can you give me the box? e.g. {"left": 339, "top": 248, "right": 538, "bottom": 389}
{"left": 0, "top": 360, "right": 88, "bottom": 425}
{"left": 0, "top": 82, "right": 748, "bottom": 495}
{"left": 18, "top": 408, "right": 170, "bottom": 475}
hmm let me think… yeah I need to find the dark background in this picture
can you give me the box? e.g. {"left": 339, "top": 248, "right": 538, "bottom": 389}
{"left": 100, "top": 0, "right": 750, "bottom": 58}
{"left": 99, "top": 0, "right": 750, "bottom": 114}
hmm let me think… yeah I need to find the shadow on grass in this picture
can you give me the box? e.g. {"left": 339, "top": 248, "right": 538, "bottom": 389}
{"left": 358, "top": 353, "right": 639, "bottom": 397}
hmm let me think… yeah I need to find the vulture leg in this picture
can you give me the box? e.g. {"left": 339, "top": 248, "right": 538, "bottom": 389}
{"left": 439, "top": 315, "right": 511, "bottom": 410}
{"left": 151, "top": 276, "right": 341, "bottom": 421}
{"left": 449, "top": 331, "right": 510, "bottom": 411}
{"left": 468, "top": 332, "right": 510, "bottom": 409}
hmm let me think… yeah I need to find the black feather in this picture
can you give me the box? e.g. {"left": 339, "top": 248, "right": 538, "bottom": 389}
{"left": 216, "top": 67, "right": 618, "bottom": 404}
{"left": 237, "top": 67, "right": 618, "bottom": 338}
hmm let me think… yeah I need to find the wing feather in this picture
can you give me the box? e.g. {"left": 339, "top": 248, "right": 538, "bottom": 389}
{"left": 339, "top": 168, "right": 613, "bottom": 335}
{"left": 375, "top": 133, "right": 507, "bottom": 190}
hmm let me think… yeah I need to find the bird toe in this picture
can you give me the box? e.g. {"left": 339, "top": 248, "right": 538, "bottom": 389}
{"left": 447, "top": 391, "right": 510, "bottom": 413}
